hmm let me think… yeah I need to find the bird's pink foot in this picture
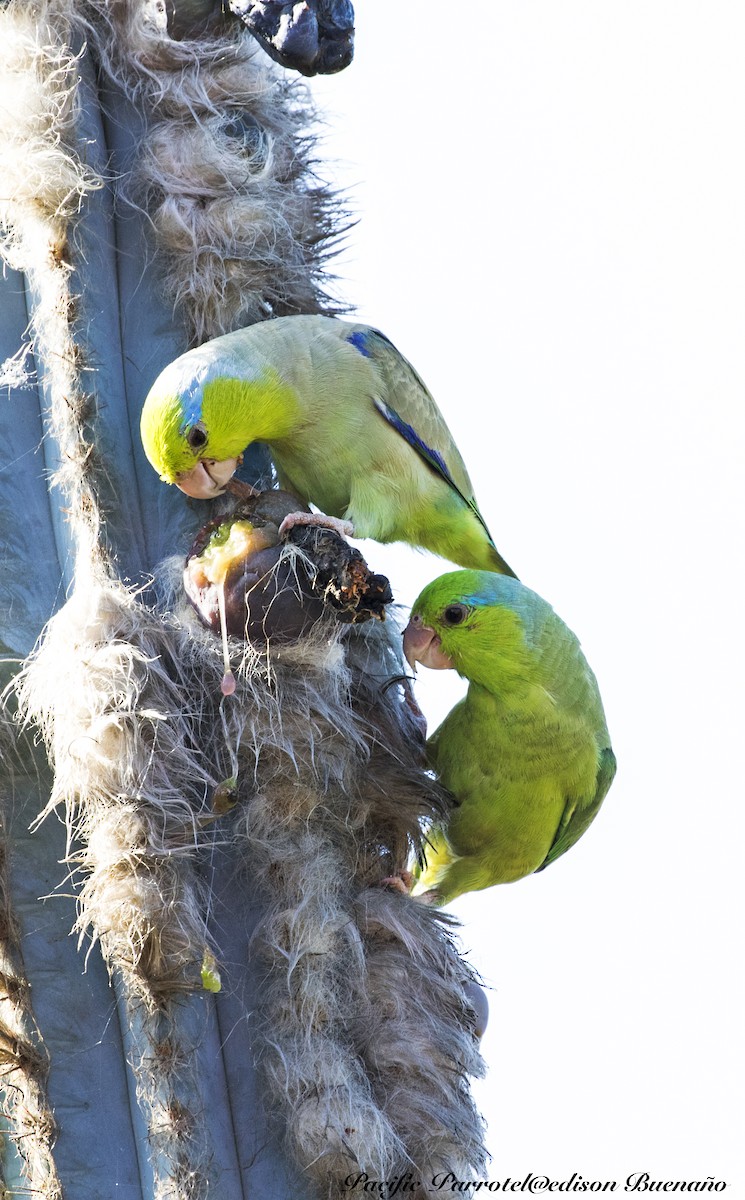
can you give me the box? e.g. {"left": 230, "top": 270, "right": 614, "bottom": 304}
{"left": 278, "top": 511, "right": 355, "bottom": 539}
{"left": 380, "top": 869, "right": 415, "bottom": 896}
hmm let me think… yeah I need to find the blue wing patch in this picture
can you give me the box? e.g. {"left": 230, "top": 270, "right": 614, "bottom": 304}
{"left": 349, "top": 327, "right": 451, "bottom": 477}
{"left": 374, "top": 397, "right": 450, "bottom": 478}
{"left": 374, "top": 395, "right": 496, "bottom": 545}
{"left": 346, "top": 330, "right": 372, "bottom": 358}
{"left": 350, "top": 325, "right": 499, "bottom": 553}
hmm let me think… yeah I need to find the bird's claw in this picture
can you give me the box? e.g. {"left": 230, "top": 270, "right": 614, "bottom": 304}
{"left": 278, "top": 511, "right": 355, "bottom": 540}
{"left": 379, "top": 870, "right": 414, "bottom": 896}
{"left": 402, "top": 676, "right": 427, "bottom": 741}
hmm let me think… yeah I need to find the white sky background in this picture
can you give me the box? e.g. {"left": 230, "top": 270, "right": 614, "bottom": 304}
{"left": 310, "top": 2, "right": 744, "bottom": 1188}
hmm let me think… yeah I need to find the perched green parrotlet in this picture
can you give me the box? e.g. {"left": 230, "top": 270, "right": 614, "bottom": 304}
{"left": 139, "top": 315, "right": 515, "bottom": 575}
{"left": 402, "top": 570, "right": 616, "bottom": 904}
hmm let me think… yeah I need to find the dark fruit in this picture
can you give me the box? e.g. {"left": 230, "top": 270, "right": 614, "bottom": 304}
{"left": 183, "top": 489, "right": 393, "bottom": 647}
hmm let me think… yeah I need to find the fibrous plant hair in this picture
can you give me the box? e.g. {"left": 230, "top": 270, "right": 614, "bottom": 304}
{"left": 0, "top": 1, "right": 488, "bottom": 1196}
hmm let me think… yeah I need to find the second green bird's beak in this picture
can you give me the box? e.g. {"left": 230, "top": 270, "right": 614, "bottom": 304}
{"left": 175, "top": 458, "right": 239, "bottom": 498}
{"left": 402, "top": 615, "right": 454, "bottom": 671}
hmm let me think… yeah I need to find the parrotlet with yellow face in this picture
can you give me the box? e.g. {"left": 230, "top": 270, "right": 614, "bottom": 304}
{"left": 403, "top": 570, "right": 615, "bottom": 904}
{"left": 139, "top": 315, "right": 515, "bottom": 575}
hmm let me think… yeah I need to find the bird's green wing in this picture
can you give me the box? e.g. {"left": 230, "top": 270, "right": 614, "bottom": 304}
{"left": 536, "top": 746, "right": 617, "bottom": 872}
{"left": 357, "top": 327, "right": 492, "bottom": 533}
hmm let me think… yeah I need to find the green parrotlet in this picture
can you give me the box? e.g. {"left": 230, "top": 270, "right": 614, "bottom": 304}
{"left": 403, "top": 570, "right": 616, "bottom": 904}
{"left": 140, "top": 315, "right": 515, "bottom": 575}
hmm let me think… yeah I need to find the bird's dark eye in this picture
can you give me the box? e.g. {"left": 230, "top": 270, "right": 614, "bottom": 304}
{"left": 442, "top": 603, "right": 468, "bottom": 626}
{"left": 186, "top": 423, "right": 208, "bottom": 450}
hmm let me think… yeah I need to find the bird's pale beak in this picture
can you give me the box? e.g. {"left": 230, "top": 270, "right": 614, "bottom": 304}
{"left": 402, "top": 616, "right": 454, "bottom": 671}
{"left": 175, "top": 458, "right": 239, "bottom": 499}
